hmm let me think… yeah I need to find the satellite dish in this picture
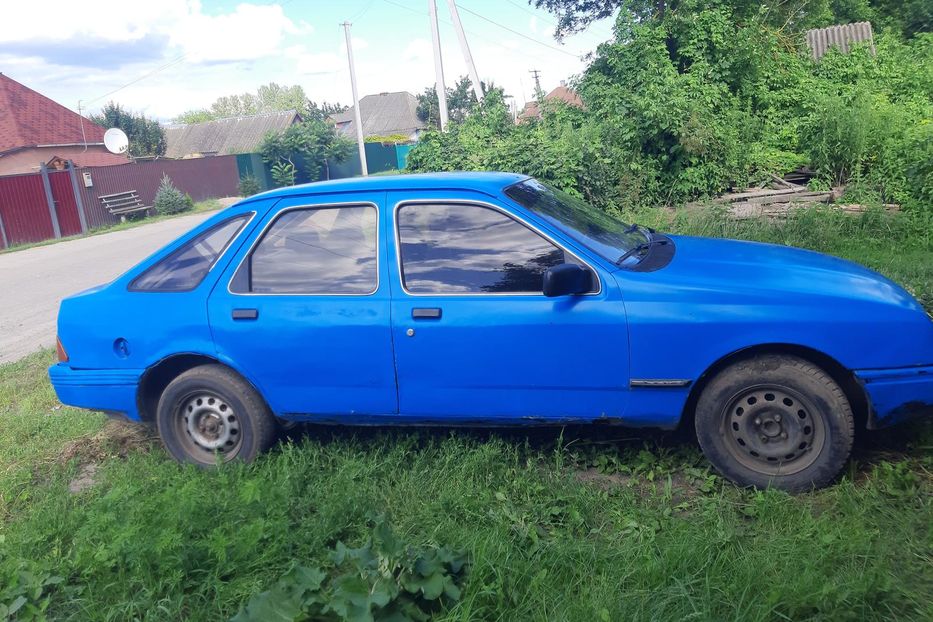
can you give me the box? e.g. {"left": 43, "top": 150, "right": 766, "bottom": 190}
{"left": 104, "top": 128, "right": 129, "bottom": 154}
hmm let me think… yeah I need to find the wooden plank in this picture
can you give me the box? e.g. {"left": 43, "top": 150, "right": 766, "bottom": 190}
{"left": 102, "top": 198, "right": 142, "bottom": 209}
{"left": 768, "top": 173, "right": 804, "bottom": 190}
{"left": 740, "top": 191, "right": 832, "bottom": 206}
{"left": 100, "top": 192, "right": 140, "bottom": 202}
{"left": 98, "top": 190, "right": 140, "bottom": 200}
{"left": 713, "top": 187, "right": 812, "bottom": 203}
{"left": 110, "top": 204, "right": 150, "bottom": 215}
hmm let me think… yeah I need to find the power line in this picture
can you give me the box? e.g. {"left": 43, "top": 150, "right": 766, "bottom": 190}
{"left": 80, "top": 0, "right": 305, "bottom": 108}
{"left": 380, "top": 0, "right": 554, "bottom": 67}
{"left": 452, "top": 2, "right": 583, "bottom": 58}
{"left": 82, "top": 54, "right": 188, "bottom": 107}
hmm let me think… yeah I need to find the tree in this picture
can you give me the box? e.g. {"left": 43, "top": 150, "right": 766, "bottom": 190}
{"left": 416, "top": 76, "right": 504, "bottom": 128}
{"left": 533, "top": 0, "right": 932, "bottom": 39}
{"left": 259, "top": 119, "right": 353, "bottom": 186}
{"left": 89, "top": 101, "right": 166, "bottom": 157}
{"left": 173, "top": 83, "right": 348, "bottom": 124}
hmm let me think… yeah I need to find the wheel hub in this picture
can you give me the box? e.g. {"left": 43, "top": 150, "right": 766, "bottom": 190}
{"left": 723, "top": 385, "right": 823, "bottom": 474}
{"left": 183, "top": 393, "right": 240, "bottom": 452}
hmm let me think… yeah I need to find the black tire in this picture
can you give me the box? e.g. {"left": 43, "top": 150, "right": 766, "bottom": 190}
{"left": 695, "top": 355, "right": 854, "bottom": 492}
{"left": 156, "top": 364, "right": 278, "bottom": 466}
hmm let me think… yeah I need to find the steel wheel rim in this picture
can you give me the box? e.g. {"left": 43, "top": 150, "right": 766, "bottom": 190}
{"left": 174, "top": 391, "right": 242, "bottom": 462}
{"left": 720, "top": 384, "right": 826, "bottom": 476}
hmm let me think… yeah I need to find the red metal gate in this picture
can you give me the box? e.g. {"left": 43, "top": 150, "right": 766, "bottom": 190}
{"left": 0, "top": 172, "right": 54, "bottom": 246}
{"left": 47, "top": 170, "right": 83, "bottom": 237}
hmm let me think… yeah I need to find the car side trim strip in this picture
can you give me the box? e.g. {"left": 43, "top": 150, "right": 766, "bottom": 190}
{"left": 629, "top": 379, "right": 692, "bottom": 388}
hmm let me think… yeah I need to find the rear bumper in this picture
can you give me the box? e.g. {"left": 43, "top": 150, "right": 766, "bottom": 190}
{"left": 48, "top": 364, "right": 143, "bottom": 421}
{"left": 855, "top": 365, "right": 933, "bottom": 429}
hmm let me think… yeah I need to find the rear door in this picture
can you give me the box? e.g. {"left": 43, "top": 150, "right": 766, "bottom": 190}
{"left": 207, "top": 192, "right": 397, "bottom": 418}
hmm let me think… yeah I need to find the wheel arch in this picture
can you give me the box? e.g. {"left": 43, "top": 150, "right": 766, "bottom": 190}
{"left": 136, "top": 353, "right": 269, "bottom": 423}
{"left": 679, "top": 343, "right": 870, "bottom": 432}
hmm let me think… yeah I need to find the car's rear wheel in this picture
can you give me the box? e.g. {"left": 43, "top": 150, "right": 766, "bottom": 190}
{"left": 695, "top": 355, "right": 854, "bottom": 492}
{"left": 156, "top": 364, "right": 277, "bottom": 466}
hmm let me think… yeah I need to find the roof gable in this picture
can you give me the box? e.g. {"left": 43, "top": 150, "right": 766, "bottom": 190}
{"left": 163, "top": 110, "right": 301, "bottom": 158}
{"left": 334, "top": 91, "right": 425, "bottom": 138}
{"left": 0, "top": 73, "right": 105, "bottom": 153}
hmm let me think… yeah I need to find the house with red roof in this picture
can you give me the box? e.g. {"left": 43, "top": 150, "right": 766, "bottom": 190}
{"left": 517, "top": 84, "right": 585, "bottom": 122}
{"left": 0, "top": 73, "right": 129, "bottom": 176}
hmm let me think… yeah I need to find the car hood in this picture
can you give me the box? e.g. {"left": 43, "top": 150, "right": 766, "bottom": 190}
{"left": 655, "top": 235, "right": 925, "bottom": 313}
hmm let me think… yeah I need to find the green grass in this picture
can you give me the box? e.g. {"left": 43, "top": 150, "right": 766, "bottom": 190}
{"left": 1, "top": 207, "right": 931, "bottom": 621}
{"left": 0, "top": 199, "right": 225, "bottom": 255}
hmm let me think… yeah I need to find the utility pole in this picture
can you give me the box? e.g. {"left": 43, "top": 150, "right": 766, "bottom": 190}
{"left": 530, "top": 69, "right": 544, "bottom": 100}
{"left": 445, "top": 0, "right": 483, "bottom": 102}
{"left": 428, "top": 0, "right": 449, "bottom": 130}
{"left": 342, "top": 21, "right": 368, "bottom": 176}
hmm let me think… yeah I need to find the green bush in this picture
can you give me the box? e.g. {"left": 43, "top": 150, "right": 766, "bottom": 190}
{"left": 153, "top": 175, "right": 194, "bottom": 215}
{"left": 231, "top": 517, "right": 467, "bottom": 622}
{"left": 237, "top": 175, "right": 261, "bottom": 197}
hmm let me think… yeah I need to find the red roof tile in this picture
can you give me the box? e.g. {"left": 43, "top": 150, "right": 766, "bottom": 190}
{"left": 0, "top": 73, "right": 105, "bottom": 154}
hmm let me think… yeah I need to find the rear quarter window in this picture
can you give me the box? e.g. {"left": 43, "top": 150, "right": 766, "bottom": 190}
{"left": 129, "top": 214, "right": 250, "bottom": 292}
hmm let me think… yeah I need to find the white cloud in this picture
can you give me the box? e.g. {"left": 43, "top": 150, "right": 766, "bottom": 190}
{"left": 0, "top": 1, "right": 306, "bottom": 64}
{"left": 529, "top": 16, "right": 539, "bottom": 35}
{"left": 172, "top": 3, "right": 308, "bottom": 62}
{"left": 0, "top": 0, "right": 184, "bottom": 43}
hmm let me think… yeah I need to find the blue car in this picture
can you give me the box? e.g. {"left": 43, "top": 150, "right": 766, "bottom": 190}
{"left": 50, "top": 172, "right": 933, "bottom": 490}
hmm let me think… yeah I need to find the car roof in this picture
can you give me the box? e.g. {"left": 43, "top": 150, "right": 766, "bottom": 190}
{"left": 241, "top": 171, "right": 529, "bottom": 204}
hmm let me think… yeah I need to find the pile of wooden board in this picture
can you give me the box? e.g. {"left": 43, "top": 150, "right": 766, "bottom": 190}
{"left": 709, "top": 176, "right": 897, "bottom": 219}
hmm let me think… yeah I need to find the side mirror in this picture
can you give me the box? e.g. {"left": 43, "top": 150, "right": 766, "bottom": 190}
{"left": 543, "top": 263, "right": 591, "bottom": 297}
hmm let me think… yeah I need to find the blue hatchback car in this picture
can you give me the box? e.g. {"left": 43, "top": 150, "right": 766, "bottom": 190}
{"left": 50, "top": 172, "right": 933, "bottom": 490}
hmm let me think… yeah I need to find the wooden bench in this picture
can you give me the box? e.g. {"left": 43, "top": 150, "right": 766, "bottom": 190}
{"left": 99, "top": 190, "right": 151, "bottom": 221}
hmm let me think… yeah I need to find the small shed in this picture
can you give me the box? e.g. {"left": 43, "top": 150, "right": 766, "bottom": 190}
{"left": 805, "top": 22, "right": 875, "bottom": 61}
{"left": 163, "top": 110, "right": 302, "bottom": 159}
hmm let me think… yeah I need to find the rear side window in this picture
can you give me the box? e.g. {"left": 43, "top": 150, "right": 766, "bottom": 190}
{"left": 130, "top": 215, "right": 249, "bottom": 292}
{"left": 232, "top": 205, "right": 378, "bottom": 295}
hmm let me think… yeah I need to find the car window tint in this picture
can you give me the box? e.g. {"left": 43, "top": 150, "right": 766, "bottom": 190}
{"left": 240, "top": 205, "right": 377, "bottom": 294}
{"left": 130, "top": 215, "right": 248, "bottom": 292}
{"left": 397, "top": 203, "right": 581, "bottom": 294}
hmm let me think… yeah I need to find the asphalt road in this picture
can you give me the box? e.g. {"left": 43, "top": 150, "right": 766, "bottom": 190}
{"left": 0, "top": 212, "right": 217, "bottom": 365}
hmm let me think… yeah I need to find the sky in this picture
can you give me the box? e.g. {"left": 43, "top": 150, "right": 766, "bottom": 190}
{"left": 0, "top": 0, "right": 617, "bottom": 122}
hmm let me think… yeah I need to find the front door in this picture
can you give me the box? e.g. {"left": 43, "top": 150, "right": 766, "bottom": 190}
{"left": 387, "top": 194, "right": 630, "bottom": 422}
{"left": 208, "top": 192, "right": 398, "bottom": 418}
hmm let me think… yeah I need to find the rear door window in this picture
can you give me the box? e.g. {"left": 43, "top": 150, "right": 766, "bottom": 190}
{"left": 130, "top": 215, "right": 250, "bottom": 292}
{"left": 231, "top": 204, "right": 378, "bottom": 295}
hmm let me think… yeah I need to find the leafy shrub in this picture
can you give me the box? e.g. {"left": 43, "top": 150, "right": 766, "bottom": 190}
{"left": 232, "top": 517, "right": 467, "bottom": 622}
{"left": 0, "top": 544, "right": 62, "bottom": 622}
{"left": 260, "top": 119, "right": 352, "bottom": 185}
{"left": 270, "top": 161, "right": 297, "bottom": 187}
{"left": 153, "top": 174, "right": 194, "bottom": 215}
{"left": 237, "top": 175, "right": 261, "bottom": 197}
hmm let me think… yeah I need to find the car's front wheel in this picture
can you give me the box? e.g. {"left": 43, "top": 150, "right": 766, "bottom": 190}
{"left": 156, "top": 364, "right": 277, "bottom": 466}
{"left": 695, "top": 354, "right": 854, "bottom": 492}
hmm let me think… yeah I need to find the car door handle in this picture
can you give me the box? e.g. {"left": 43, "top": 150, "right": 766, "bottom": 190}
{"left": 411, "top": 307, "right": 442, "bottom": 319}
{"left": 231, "top": 308, "right": 259, "bottom": 320}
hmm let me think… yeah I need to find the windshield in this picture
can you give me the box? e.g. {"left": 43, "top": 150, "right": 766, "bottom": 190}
{"left": 504, "top": 178, "right": 644, "bottom": 263}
